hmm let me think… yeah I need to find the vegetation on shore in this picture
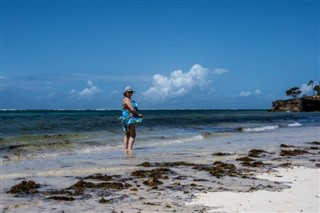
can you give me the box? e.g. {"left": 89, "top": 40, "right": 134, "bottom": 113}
{"left": 270, "top": 80, "right": 320, "bottom": 112}
{"left": 286, "top": 80, "right": 320, "bottom": 98}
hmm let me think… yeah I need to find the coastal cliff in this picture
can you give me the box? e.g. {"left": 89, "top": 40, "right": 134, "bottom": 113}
{"left": 270, "top": 96, "right": 320, "bottom": 112}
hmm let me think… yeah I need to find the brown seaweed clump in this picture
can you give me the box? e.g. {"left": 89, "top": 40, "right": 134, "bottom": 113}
{"left": 47, "top": 196, "right": 75, "bottom": 201}
{"left": 67, "top": 179, "right": 130, "bottom": 192}
{"left": 138, "top": 161, "right": 196, "bottom": 168}
{"left": 242, "top": 161, "right": 265, "bottom": 167}
{"left": 306, "top": 141, "right": 320, "bottom": 146}
{"left": 280, "top": 149, "right": 309, "bottom": 156}
{"left": 143, "top": 177, "right": 163, "bottom": 187}
{"left": 131, "top": 167, "right": 174, "bottom": 188}
{"left": 84, "top": 174, "right": 113, "bottom": 182}
{"left": 8, "top": 180, "right": 40, "bottom": 194}
{"left": 212, "top": 152, "right": 235, "bottom": 156}
{"left": 194, "top": 161, "right": 237, "bottom": 178}
{"left": 131, "top": 168, "right": 171, "bottom": 179}
{"left": 248, "top": 149, "right": 268, "bottom": 158}
{"left": 278, "top": 162, "right": 293, "bottom": 168}
{"left": 236, "top": 157, "right": 265, "bottom": 167}
{"left": 236, "top": 156, "right": 255, "bottom": 162}
{"left": 280, "top": 144, "right": 296, "bottom": 148}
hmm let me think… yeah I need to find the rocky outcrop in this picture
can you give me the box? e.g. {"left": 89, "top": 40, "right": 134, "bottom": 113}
{"left": 270, "top": 96, "right": 320, "bottom": 112}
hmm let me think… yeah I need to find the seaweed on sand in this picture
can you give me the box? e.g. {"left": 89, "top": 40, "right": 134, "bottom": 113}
{"left": 8, "top": 180, "right": 40, "bottom": 194}
{"left": 131, "top": 168, "right": 172, "bottom": 179}
{"left": 138, "top": 161, "right": 196, "bottom": 168}
{"left": 67, "top": 179, "right": 131, "bottom": 192}
{"left": 143, "top": 177, "right": 163, "bottom": 187}
{"left": 84, "top": 173, "right": 113, "bottom": 182}
{"left": 280, "top": 149, "right": 309, "bottom": 156}
{"left": 306, "top": 141, "right": 320, "bottom": 145}
{"left": 193, "top": 161, "right": 238, "bottom": 178}
{"left": 280, "top": 144, "right": 296, "bottom": 148}
{"left": 47, "top": 196, "right": 75, "bottom": 201}
{"left": 248, "top": 149, "right": 268, "bottom": 158}
{"left": 236, "top": 157, "right": 265, "bottom": 167}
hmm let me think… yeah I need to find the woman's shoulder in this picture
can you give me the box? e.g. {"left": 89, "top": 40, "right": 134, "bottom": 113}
{"left": 123, "top": 97, "right": 131, "bottom": 104}
{"left": 123, "top": 97, "right": 131, "bottom": 101}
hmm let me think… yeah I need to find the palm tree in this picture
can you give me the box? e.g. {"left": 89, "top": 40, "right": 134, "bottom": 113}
{"left": 286, "top": 87, "right": 302, "bottom": 98}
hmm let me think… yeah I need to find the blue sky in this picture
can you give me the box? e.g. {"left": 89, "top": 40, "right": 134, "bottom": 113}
{"left": 1, "top": 0, "right": 319, "bottom": 109}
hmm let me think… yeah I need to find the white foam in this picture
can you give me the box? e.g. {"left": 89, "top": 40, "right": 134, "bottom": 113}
{"left": 2, "top": 144, "right": 120, "bottom": 162}
{"left": 288, "top": 122, "right": 302, "bottom": 127}
{"left": 139, "top": 134, "right": 204, "bottom": 148}
{"left": 242, "top": 125, "right": 279, "bottom": 132}
{"left": 164, "top": 135, "right": 204, "bottom": 145}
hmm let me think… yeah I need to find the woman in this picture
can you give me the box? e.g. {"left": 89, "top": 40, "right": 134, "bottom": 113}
{"left": 119, "top": 87, "right": 143, "bottom": 151}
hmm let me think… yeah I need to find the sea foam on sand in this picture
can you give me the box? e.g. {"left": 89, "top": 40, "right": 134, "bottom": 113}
{"left": 188, "top": 167, "right": 320, "bottom": 213}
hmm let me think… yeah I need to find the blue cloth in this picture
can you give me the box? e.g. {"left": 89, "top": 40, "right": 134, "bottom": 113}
{"left": 119, "top": 100, "right": 143, "bottom": 132}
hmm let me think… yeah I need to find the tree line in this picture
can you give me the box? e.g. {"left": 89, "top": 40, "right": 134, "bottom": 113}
{"left": 286, "top": 80, "right": 320, "bottom": 98}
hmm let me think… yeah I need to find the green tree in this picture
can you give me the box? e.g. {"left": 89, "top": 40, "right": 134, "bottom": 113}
{"left": 314, "top": 85, "right": 320, "bottom": 96}
{"left": 308, "top": 80, "right": 315, "bottom": 95}
{"left": 286, "top": 87, "right": 302, "bottom": 98}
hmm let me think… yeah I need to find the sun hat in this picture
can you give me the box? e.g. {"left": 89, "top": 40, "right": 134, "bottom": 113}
{"left": 123, "top": 86, "right": 134, "bottom": 95}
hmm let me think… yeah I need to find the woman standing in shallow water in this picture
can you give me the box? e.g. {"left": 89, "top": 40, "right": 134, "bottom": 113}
{"left": 119, "top": 87, "right": 143, "bottom": 152}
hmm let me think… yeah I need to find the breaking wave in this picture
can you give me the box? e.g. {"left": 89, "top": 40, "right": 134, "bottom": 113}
{"left": 240, "top": 125, "right": 279, "bottom": 132}
{"left": 288, "top": 122, "right": 302, "bottom": 127}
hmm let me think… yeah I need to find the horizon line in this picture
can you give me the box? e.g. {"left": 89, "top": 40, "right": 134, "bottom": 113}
{"left": 0, "top": 108, "right": 269, "bottom": 111}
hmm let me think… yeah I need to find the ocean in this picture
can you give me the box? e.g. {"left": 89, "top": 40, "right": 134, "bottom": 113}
{"left": 1, "top": 110, "right": 319, "bottom": 161}
{"left": 1, "top": 110, "right": 319, "bottom": 212}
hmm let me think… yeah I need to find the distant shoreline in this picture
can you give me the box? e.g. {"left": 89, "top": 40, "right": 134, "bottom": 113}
{"left": 270, "top": 95, "right": 320, "bottom": 112}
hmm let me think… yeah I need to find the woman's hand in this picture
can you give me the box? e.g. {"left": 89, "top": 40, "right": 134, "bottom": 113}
{"left": 138, "top": 114, "right": 143, "bottom": 118}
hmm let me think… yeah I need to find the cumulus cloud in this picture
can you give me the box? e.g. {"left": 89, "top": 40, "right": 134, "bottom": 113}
{"left": 240, "top": 89, "right": 262, "bottom": 97}
{"left": 212, "top": 68, "right": 229, "bottom": 75}
{"left": 254, "top": 89, "right": 262, "bottom": 95}
{"left": 69, "top": 80, "right": 102, "bottom": 98}
{"left": 143, "top": 64, "right": 211, "bottom": 103}
{"left": 300, "top": 83, "right": 313, "bottom": 94}
{"left": 240, "top": 91, "right": 251, "bottom": 97}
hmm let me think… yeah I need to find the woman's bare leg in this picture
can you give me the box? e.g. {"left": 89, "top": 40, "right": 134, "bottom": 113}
{"left": 127, "top": 124, "right": 136, "bottom": 151}
{"left": 124, "top": 132, "right": 130, "bottom": 150}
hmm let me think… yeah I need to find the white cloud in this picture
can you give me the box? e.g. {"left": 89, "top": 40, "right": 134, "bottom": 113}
{"left": 212, "top": 68, "right": 229, "bottom": 75}
{"left": 109, "top": 90, "right": 120, "bottom": 95}
{"left": 143, "top": 64, "right": 211, "bottom": 103}
{"left": 300, "top": 83, "right": 313, "bottom": 94}
{"left": 240, "top": 91, "right": 251, "bottom": 97}
{"left": 240, "top": 89, "right": 262, "bottom": 97}
{"left": 69, "top": 89, "right": 77, "bottom": 95}
{"left": 69, "top": 80, "right": 102, "bottom": 98}
{"left": 254, "top": 89, "right": 262, "bottom": 95}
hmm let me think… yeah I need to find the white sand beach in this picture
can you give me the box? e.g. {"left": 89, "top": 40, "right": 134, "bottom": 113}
{"left": 189, "top": 166, "right": 320, "bottom": 213}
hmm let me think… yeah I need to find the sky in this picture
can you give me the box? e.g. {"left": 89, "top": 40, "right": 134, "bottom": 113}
{"left": 1, "top": 0, "right": 319, "bottom": 109}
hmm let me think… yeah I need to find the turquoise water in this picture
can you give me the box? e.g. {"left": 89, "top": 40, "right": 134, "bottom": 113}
{"left": 1, "top": 110, "right": 320, "bottom": 161}
{"left": 2, "top": 110, "right": 320, "bottom": 137}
